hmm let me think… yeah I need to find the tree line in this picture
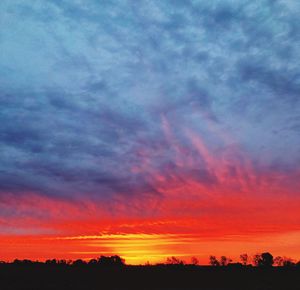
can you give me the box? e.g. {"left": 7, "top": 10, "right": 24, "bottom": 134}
{"left": 208, "top": 252, "right": 300, "bottom": 267}
{"left": 0, "top": 255, "right": 125, "bottom": 267}
{"left": 166, "top": 252, "right": 300, "bottom": 267}
{"left": 1, "top": 252, "right": 300, "bottom": 267}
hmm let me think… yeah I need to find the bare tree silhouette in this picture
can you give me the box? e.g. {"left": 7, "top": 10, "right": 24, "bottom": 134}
{"left": 220, "top": 256, "right": 232, "bottom": 266}
{"left": 274, "top": 256, "right": 295, "bottom": 267}
{"left": 191, "top": 256, "right": 199, "bottom": 265}
{"left": 240, "top": 253, "right": 248, "bottom": 265}
{"left": 209, "top": 255, "right": 220, "bottom": 266}
{"left": 166, "top": 256, "right": 184, "bottom": 265}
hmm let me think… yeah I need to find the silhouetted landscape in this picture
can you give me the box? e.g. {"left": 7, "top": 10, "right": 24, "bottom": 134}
{"left": 1, "top": 252, "right": 300, "bottom": 290}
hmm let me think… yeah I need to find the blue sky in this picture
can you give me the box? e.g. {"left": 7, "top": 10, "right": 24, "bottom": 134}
{"left": 0, "top": 0, "right": 300, "bottom": 210}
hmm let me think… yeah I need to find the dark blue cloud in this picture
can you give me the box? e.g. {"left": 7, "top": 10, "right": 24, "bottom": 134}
{"left": 0, "top": 0, "right": 299, "bottom": 203}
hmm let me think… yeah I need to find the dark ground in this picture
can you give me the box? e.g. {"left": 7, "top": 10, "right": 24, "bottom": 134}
{"left": 0, "top": 264, "right": 300, "bottom": 290}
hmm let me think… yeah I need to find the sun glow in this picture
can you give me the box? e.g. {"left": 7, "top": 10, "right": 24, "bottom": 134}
{"left": 1, "top": 229, "right": 300, "bottom": 265}
{"left": 53, "top": 233, "right": 196, "bottom": 264}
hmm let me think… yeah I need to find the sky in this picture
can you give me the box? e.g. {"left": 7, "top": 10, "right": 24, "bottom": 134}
{"left": 0, "top": 0, "right": 300, "bottom": 265}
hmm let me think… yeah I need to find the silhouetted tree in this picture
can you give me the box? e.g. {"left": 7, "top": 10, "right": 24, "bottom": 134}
{"left": 166, "top": 256, "right": 184, "bottom": 265}
{"left": 274, "top": 256, "right": 284, "bottom": 266}
{"left": 58, "top": 259, "right": 67, "bottom": 265}
{"left": 253, "top": 252, "right": 273, "bottom": 267}
{"left": 274, "top": 256, "right": 297, "bottom": 267}
{"left": 283, "top": 260, "right": 295, "bottom": 267}
{"left": 220, "top": 256, "right": 232, "bottom": 266}
{"left": 45, "top": 259, "right": 57, "bottom": 265}
{"left": 209, "top": 255, "right": 220, "bottom": 266}
{"left": 88, "top": 258, "right": 98, "bottom": 265}
{"left": 253, "top": 254, "right": 261, "bottom": 266}
{"left": 12, "top": 259, "right": 33, "bottom": 265}
{"left": 274, "top": 256, "right": 295, "bottom": 267}
{"left": 191, "top": 256, "right": 199, "bottom": 265}
{"left": 97, "top": 255, "right": 125, "bottom": 267}
{"left": 240, "top": 253, "right": 248, "bottom": 265}
{"left": 261, "top": 252, "right": 274, "bottom": 267}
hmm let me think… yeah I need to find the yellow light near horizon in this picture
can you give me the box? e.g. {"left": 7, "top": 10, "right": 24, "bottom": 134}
{"left": 2, "top": 231, "right": 300, "bottom": 265}
{"left": 61, "top": 233, "right": 195, "bottom": 264}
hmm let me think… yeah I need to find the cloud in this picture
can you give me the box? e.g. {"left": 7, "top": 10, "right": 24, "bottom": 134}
{"left": 0, "top": 0, "right": 299, "bottom": 228}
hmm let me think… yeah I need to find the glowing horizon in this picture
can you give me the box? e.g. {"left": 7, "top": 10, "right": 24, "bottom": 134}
{"left": 2, "top": 229, "right": 300, "bottom": 265}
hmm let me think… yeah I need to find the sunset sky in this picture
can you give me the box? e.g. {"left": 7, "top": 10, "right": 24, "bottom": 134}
{"left": 0, "top": 0, "right": 300, "bottom": 265}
